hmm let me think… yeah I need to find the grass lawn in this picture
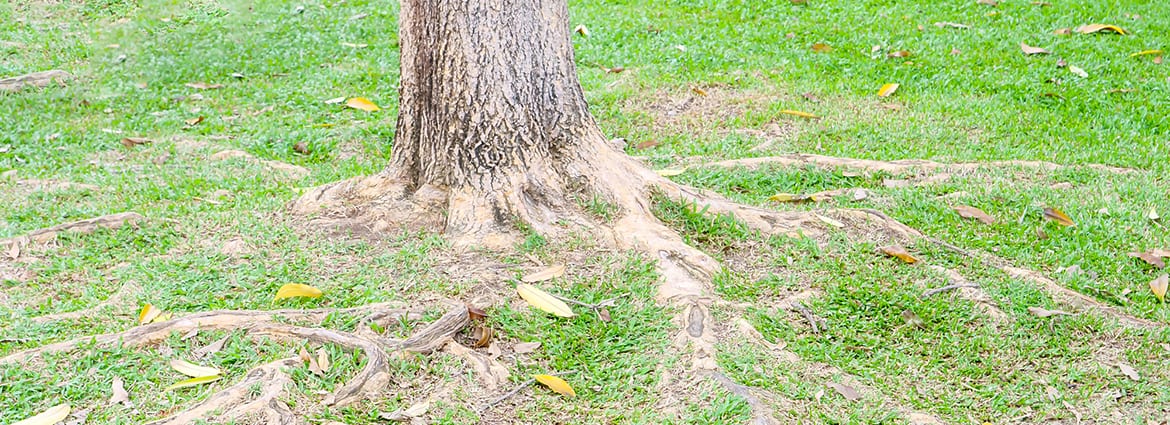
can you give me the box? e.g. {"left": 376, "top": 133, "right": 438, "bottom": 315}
{"left": 2, "top": 0, "right": 1168, "bottom": 423}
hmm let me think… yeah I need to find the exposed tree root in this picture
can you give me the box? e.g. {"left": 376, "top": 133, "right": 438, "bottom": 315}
{"left": 0, "top": 69, "right": 72, "bottom": 92}
{"left": 927, "top": 266, "right": 1010, "bottom": 322}
{"left": 703, "top": 154, "right": 1137, "bottom": 175}
{"left": 0, "top": 212, "right": 145, "bottom": 245}
{"left": 5, "top": 302, "right": 485, "bottom": 424}
{"left": 285, "top": 138, "right": 1159, "bottom": 422}
{"left": 148, "top": 358, "right": 300, "bottom": 425}
{"left": 30, "top": 280, "right": 141, "bottom": 323}
{"left": 2, "top": 303, "right": 417, "bottom": 365}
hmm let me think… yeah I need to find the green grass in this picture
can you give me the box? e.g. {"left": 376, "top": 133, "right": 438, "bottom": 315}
{"left": 2, "top": 0, "right": 1169, "bottom": 423}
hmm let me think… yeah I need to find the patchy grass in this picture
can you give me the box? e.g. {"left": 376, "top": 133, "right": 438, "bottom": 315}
{"left": 2, "top": 0, "right": 1168, "bottom": 423}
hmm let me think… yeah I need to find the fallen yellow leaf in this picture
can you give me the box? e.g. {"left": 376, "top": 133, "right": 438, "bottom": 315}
{"left": 274, "top": 283, "right": 324, "bottom": 301}
{"left": 655, "top": 167, "right": 687, "bottom": 177}
{"left": 534, "top": 374, "right": 576, "bottom": 396}
{"left": 1076, "top": 24, "right": 1127, "bottom": 35}
{"left": 1042, "top": 207, "right": 1076, "bottom": 227}
{"left": 516, "top": 283, "right": 575, "bottom": 318}
{"left": 811, "top": 43, "right": 832, "bottom": 53}
{"left": 880, "top": 245, "right": 918, "bottom": 264}
{"left": 1020, "top": 42, "right": 1051, "bottom": 55}
{"left": 1151, "top": 274, "right": 1168, "bottom": 303}
{"left": 165, "top": 375, "right": 222, "bottom": 391}
{"left": 169, "top": 359, "right": 222, "bottom": 378}
{"left": 345, "top": 97, "right": 380, "bottom": 112}
{"left": 522, "top": 264, "right": 566, "bottom": 283}
{"left": 138, "top": 304, "right": 162, "bottom": 324}
{"left": 12, "top": 403, "right": 70, "bottom": 425}
{"left": 1131, "top": 49, "right": 1163, "bottom": 57}
{"left": 877, "top": 83, "right": 899, "bottom": 97}
{"left": 779, "top": 109, "right": 818, "bottom": 119}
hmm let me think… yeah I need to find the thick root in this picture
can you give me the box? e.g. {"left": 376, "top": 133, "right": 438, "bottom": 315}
{"left": 0, "top": 70, "right": 72, "bottom": 92}
{"left": 0, "top": 212, "right": 145, "bottom": 245}
{"left": 2, "top": 303, "right": 415, "bottom": 365}
{"left": 148, "top": 358, "right": 299, "bottom": 425}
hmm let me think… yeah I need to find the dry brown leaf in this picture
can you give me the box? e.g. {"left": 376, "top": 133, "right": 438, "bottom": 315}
{"left": 471, "top": 326, "right": 493, "bottom": 348}
{"left": 467, "top": 304, "right": 488, "bottom": 321}
{"left": 185, "top": 82, "right": 223, "bottom": 90}
{"left": 534, "top": 374, "right": 576, "bottom": 396}
{"left": 877, "top": 83, "right": 900, "bottom": 97}
{"left": 5, "top": 241, "right": 19, "bottom": 260}
{"left": 887, "top": 50, "right": 911, "bottom": 58}
{"left": 1155, "top": 56, "right": 1164, "bottom": 65}
{"left": 691, "top": 86, "right": 707, "bottom": 96}
{"left": 380, "top": 401, "right": 430, "bottom": 421}
{"left": 1069, "top": 65, "right": 1088, "bottom": 78}
{"left": 1117, "top": 363, "right": 1140, "bottom": 381}
{"left": 883, "top": 178, "right": 909, "bottom": 188}
{"left": 120, "top": 137, "right": 152, "bottom": 148}
{"left": 193, "top": 335, "right": 229, "bottom": 358}
{"left": 293, "top": 142, "right": 309, "bottom": 154}
{"left": 1042, "top": 207, "right": 1076, "bottom": 226}
{"left": 522, "top": 264, "right": 565, "bottom": 283}
{"left": 880, "top": 245, "right": 918, "bottom": 264}
{"left": 1053, "top": 27, "right": 1072, "bottom": 35}
{"left": 1150, "top": 274, "right": 1168, "bottom": 302}
{"left": 901, "top": 309, "right": 925, "bottom": 328}
{"left": 826, "top": 382, "right": 861, "bottom": 401}
{"left": 954, "top": 205, "right": 996, "bottom": 224}
{"left": 597, "top": 307, "right": 612, "bottom": 322}
{"left": 1027, "top": 306, "right": 1073, "bottom": 318}
{"left": 977, "top": 0, "right": 998, "bottom": 6}
{"left": 184, "top": 116, "right": 204, "bottom": 126}
{"left": 1128, "top": 252, "right": 1166, "bottom": 269}
{"left": 316, "top": 348, "right": 331, "bottom": 373}
{"left": 635, "top": 140, "right": 660, "bottom": 149}
{"left": 324, "top": 96, "right": 346, "bottom": 104}
{"left": 109, "top": 376, "right": 131, "bottom": 407}
{"left": 306, "top": 347, "right": 324, "bottom": 376}
{"left": 345, "top": 97, "right": 380, "bottom": 112}
{"left": 1021, "top": 42, "right": 1052, "bottom": 55}
{"left": 1076, "top": 24, "right": 1127, "bottom": 35}
{"left": 811, "top": 43, "right": 832, "bottom": 53}
{"left": 574, "top": 24, "right": 590, "bottom": 37}
{"left": 514, "top": 341, "right": 541, "bottom": 354}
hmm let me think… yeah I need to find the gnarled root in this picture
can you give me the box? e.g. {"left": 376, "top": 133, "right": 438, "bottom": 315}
{"left": 148, "top": 358, "right": 300, "bottom": 425}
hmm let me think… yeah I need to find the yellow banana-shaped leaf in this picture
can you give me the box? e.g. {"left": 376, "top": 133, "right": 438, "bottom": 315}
{"left": 169, "top": 359, "right": 221, "bottom": 378}
{"left": 12, "top": 403, "right": 70, "bottom": 425}
{"left": 274, "top": 283, "right": 324, "bottom": 301}
{"left": 516, "top": 283, "right": 575, "bottom": 318}
{"left": 522, "top": 264, "right": 565, "bottom": 283}
{"left": 534, "top": 374, "right": 576, "bottom": 397}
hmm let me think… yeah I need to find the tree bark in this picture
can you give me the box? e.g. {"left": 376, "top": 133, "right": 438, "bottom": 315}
{"left": 392, "top": 0, "right": 595, "bottom": 191}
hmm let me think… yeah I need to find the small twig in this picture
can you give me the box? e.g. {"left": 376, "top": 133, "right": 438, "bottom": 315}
{"left": 551, "top": 293, "right": 629, "bottom": 320}
{"left": 922, "top": 283, "right": 980, "bottom": 298}
{"left": 480, "top": 370, "right": 578, "bottom": 413}
{"left": 790, "top": 302, "right": 820, "bottom": 334}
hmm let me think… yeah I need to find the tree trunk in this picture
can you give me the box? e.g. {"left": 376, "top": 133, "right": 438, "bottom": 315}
{"left": 289, "top": 3, "right": 839, "bottom": 422}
